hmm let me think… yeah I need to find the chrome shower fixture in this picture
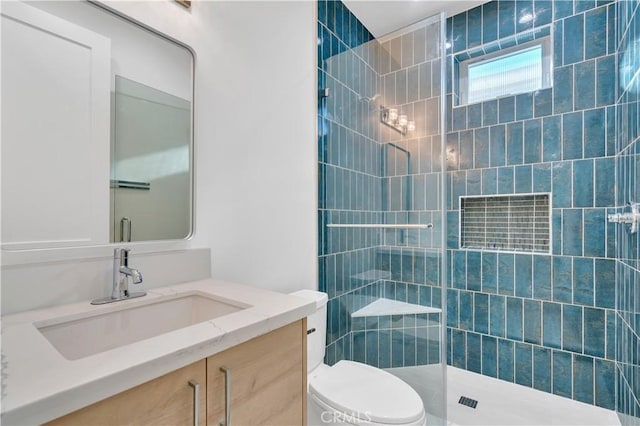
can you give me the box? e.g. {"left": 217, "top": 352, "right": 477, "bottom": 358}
{"left": 358, "top": 94, "right": 381, "bottom": 103}
{"left": 319, "top": 88, "right": 330, "bottom": 99}
{"left": 380, "top": 106, "right": 415, "bottom": 135}
{"left": 608, "top": 202, "right": 640, "bottom": 234}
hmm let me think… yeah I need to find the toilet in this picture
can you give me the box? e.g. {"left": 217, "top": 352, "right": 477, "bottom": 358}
{"left": 291, "top": 290, "right": 426, "bottom": 426}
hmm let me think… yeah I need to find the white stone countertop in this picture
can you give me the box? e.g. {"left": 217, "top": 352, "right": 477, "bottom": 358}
{"left": 0, "top": 278, "right": 315, "bottom": 425}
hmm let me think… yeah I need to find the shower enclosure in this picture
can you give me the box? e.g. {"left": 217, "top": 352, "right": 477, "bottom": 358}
{"left": 317, "top": 4, "right": 448, "bottom": 423}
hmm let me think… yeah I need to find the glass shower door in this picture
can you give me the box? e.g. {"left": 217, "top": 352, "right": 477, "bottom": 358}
{"left": 317, "top": 5, "right": 447, "bottom": 424}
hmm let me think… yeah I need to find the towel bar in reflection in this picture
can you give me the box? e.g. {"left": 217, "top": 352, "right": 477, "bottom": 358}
{"left": 326, "top": 223, "right": 433, "bottom": 229}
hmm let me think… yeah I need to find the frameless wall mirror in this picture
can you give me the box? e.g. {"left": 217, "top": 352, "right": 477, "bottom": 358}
{"left": 1, "top": 0, "right": 194, "bottom": 250}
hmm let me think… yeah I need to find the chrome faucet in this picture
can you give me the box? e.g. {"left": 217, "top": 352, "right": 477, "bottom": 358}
{"left": 91, "top": 248, "right": 146, "bottom": 305}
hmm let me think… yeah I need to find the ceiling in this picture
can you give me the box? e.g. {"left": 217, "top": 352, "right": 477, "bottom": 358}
{"left": 343, "top": 1, "right": 489, "bottom": 38}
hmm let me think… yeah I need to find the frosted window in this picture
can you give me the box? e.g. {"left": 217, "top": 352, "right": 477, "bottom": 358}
{"left": 459, "top": 37, "right": 551, "bottom": 105}
{"left": 468, "top": 46, "right": 541, "bottom": 103}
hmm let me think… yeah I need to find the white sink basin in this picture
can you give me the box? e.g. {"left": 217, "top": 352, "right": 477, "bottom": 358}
{"left": 36, "top": 293, "right": 247, "bottom": 360}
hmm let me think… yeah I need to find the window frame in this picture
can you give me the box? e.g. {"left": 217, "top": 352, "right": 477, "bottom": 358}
{"left": 458, "top": 36, "right": 553, "bottom": 106}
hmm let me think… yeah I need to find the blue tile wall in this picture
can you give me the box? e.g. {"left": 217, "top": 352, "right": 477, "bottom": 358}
{"left": 615, "top": 1, "right": 640, "bottom": 424}
{"left": 446, "top": 0, "right": 617, "bottom": 411}
{"left": 318, "top": 0, "right": 640, "bottom": 421}
{"left": 352, "top": 311, "right": 441, "bottom": 367}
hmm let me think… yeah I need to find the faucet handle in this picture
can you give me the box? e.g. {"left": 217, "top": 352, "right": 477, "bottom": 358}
{"left": 131, "top": 270, "right": 143, "bottom": 285}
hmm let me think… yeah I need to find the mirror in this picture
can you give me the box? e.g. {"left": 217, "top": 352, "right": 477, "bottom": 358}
{"left": 1, "top": 1, "right": 194, "bottom": 250}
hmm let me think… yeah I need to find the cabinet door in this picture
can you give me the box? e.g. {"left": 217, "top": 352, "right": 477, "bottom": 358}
{"left": 1, "top": 1, "right": 110, "bottom": 249}
{"left": 207, "top": 320, "right": 307, "bottom": 426}
{"left": 47, "top": 360, "right": 206, "bottom": 426}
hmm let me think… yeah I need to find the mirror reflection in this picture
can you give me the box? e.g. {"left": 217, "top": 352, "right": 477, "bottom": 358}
{"left": 1, "top": 1, "right": 194, "bottom": 250}
{"left": 111, "top": 76, "right": 191, "bottom": 242}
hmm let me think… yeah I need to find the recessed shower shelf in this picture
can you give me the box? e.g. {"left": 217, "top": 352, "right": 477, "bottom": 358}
{"left": 327, "top": 224, "right": 433, "bottom": 229}
{"left": 351, "top": 298, "right": 442, "bottom": 318}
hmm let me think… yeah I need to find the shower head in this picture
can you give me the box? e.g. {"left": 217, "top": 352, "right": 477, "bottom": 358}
{"left": 359, "top": 94, "right": 382, "bottom": 112}
{"left": 358, "top": 94, "right": 381, "bottom": 103}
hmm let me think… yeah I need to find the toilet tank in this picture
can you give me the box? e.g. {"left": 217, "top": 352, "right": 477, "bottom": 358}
{"left": 289, "top": 290, "right": 328, "bottom": 372}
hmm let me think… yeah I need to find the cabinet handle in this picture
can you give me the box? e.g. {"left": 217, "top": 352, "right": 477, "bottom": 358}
{"left": 188, "top": 380, "right": 200, "bottom": 426}
{"left": 220, "top": 366, "right": 231, "bottom": 426}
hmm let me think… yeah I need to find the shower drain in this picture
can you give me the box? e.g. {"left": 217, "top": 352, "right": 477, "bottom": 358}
{"left": 458, "top": 396, "right": 478, "bottom": 409}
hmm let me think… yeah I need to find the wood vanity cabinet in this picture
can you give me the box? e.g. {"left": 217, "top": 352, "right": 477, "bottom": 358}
{"left": 46, "top": 320, "right": 306, "bottom": 426}
{"left": 206, "top": 319, "right": 307, "bottom": 426}
{"left": 47, "top": 360, "right": 207, "bottom": 426}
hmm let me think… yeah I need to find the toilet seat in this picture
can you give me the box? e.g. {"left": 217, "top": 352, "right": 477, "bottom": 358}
{"left": 308, "top": 360, "right": 426, "bottom": 425}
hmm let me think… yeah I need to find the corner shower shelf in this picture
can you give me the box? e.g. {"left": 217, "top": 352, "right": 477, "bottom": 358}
{"left": 327, "top": 224, "right": 433, "bottom": 229}
{"left": 351, "top": 298, "right": 442, "bottom": 317}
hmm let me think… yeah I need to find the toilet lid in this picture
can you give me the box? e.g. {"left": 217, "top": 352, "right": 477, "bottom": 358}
{"left": 309, "top": 360, "right": 425, "bottom": 425}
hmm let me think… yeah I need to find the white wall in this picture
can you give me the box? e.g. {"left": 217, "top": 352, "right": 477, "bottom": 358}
{"left": 198, "top": 1, "right": 318, "bottom": 293}
{"left": 1, "top": 0, "right": 317, "bottom": 313}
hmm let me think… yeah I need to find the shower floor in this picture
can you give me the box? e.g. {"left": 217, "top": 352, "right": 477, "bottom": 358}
{"left": 386, "top": 365, "right": 620, "bottom": 426}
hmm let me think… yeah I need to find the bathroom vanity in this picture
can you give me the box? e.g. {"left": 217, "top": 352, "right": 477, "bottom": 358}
{"left": 47, "top": 321, "right": 305, "bottom": 426}
{"left": 0, "top": 2, "right": 315, "bottom": 424}
{"left": 1, "top": 279, "right": 314, "bottom": 425}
